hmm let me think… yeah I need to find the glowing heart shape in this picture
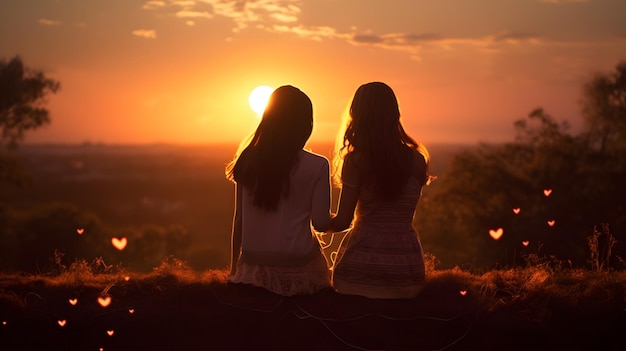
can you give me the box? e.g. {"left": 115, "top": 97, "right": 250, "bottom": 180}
{"left": 76, "top": 228, "right": 84, "bottom": 235}
{"left": 124, "top": 276, "right": 130, "bottom": 281}
{"left": 512, "top": 208, "right": 521, "bottom": 215}
{"left": 111, "top": 237, "right": 127, "bottom": 251}
{"left": 459, "top": 290, "right": 467, "bottom": 296}
{"left": 543, "top": 189, "right": 552, "bottom": 197}
{"left": 69, "top": 298, "right": 78, "bottom": 306}
{"left": 489, "top": 228, "right": 504, "bottom": 240}
{"left": 58, "top": 320, "right": 66, "bottom": 327}
{"left": 522, "top": 241, "right": 529, "bottom": 247}
{"left": 547, "top": 220, "right": 555, "bottom": 227}
{"left": 128, "top": 309, "right": 135, "bottom": 314}
{"left": 98, "top": 296, "right": 111, "bottom": 307}
{"left": 107, "top": 330, "right": 114, "bottom": 336}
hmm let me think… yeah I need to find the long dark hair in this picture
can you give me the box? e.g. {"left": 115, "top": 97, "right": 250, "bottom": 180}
{"left": 334, "top": 82, "right": 431, "bottom": 199}
{"left": 226, "top": 85, "right": 313, "bottom": 210}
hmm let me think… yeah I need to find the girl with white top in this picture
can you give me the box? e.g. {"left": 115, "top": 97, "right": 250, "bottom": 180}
{"left": 226, "top": 85, "right": 331, "bottom": 296}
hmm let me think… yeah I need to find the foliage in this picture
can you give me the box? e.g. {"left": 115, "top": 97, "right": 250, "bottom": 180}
{"left": 581, "top": 61, "right": 626, "bottom": 153}
{"left": 417, "top": 61, "right": 626, "bottom": 269}
{"left": 587, "top": 223, "right": 618, "bottom": 273}
{"left": 0, "top": 56, "right": 60, "bottom": 186}
{"left": 0, "top": 56, "right": 59, "bottom": 149}
{"left": 0, "top": 203, "right": 192, "bottom": 273}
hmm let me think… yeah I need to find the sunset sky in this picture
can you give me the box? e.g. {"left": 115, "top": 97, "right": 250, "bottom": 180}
{"left": 1, "top": 0, "right": 625, "bottom": 145}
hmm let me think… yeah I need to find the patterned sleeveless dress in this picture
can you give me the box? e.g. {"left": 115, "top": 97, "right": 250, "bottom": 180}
{"left": 332, "top": 151, "right": 426, "bottom": 299}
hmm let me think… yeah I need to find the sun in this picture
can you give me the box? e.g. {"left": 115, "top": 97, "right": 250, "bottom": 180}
{"left": 248, "top": 85, "right": 273, "bottom": 116}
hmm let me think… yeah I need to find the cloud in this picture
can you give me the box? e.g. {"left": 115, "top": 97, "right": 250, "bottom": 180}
{"left": 38, "top": 18, "right": 62, "bottom": 26}
{"left": 140, "top": 1, "right": 605, "bottom": 63}
{"left": 176, "top": 10, "right": 212, "bottom": 18}
{"left": 540, "top": 0, "right": 590, "bottom": 3}
{"left": 345, "top": 30, "right": 542, "bottom": 58}
{"left": 173, "top": 0, "right": 197, "bottom": 6}
{"left": 270, "top": 12, "right": 298, "bottom": 23}
{"left": 272, "top": 25, "right": 349, "bottom": 42}
{"left": 141, "top": 0, "right": 543, "bottom": 54}
{"left": 491, "top": 32, "right": 541, "bottom": 44}
{"left": 142, "top": 0, "right": 303, "bottom": 30}
{"left": 197, "top": 0, "right": 292, "bottom": 30}
{"left": 132, "top": 29, "right": 157, "bottom": 39}
{"left": 143, "top": 1, "right": 167, "bottom": 10}
{"left": 352, "top": 32, "right": 442, "bottom": 46}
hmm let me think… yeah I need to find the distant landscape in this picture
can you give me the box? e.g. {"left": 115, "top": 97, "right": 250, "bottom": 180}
{"left": 0, "top": 142, "right": 469, "bottom": 272}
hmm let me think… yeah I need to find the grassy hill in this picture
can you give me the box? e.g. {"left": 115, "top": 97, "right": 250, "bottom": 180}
{"left": 1, "top": 259, "right": 624, "bottom": 351}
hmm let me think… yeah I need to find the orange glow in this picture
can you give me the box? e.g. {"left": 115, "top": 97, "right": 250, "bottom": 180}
{"left": 512, "top": 208, "right": 521, "bottom": 215}
{"left": 76, "top": 228, "right": 84, "bottom": 235}
{"left": 13, "top": 1, "right": 623, "bottom": 146}
{"left": 548, "top": 220, "right": 556, "bottom": 227}
{"left": 69, "top": 298, "right": 78, "bottom": 305}
{"left": 543, "top": 189, "right": 553, "bottom": 197}
{"left": 522, "top": 241, "right": 530, "bottom": 247}
{"left": 58, "top": 320, "right": 67, "bottom": 327}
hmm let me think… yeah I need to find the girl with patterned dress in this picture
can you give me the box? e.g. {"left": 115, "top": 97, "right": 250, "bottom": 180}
{"left": 328, "top": 82, "right": 433, "bottom": 299}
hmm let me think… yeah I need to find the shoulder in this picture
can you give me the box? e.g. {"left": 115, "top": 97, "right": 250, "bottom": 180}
{"left": 299, "top": 149, "right": 330, "bottom": 171}
{"left": 410, "top": 148, "right": 427, "bottom": 168}
{"left": 301, "top": 148, "right": 327, "bottom": 160}
{"left": 409, "top": 147, "right": 428, "bottom": 184}
{"left": 341, "top": 151, "right": 364, "bottom": 187}
{"left": 300, "top": 149, "right": 329, "bottom": 163}
{"left": 343, "top": 151, "right": 364, "bottom": 169}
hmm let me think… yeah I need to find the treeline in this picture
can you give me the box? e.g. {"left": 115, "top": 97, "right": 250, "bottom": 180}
{"left": 0, "top": 57, "right": 197, "bottom": 273}
{"left": 417, "top": 61, "right": 626, "bottom": 269}
{"left": 0, "top": 202, "right": 192, "bottom": 273}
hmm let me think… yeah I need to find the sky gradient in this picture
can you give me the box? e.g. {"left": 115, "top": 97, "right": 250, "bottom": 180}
{"left": 2, "top": 0, "right": 626, "bottom": 145}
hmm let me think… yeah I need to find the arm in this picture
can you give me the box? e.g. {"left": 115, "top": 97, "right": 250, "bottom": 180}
{"left": 311, "top": 160, "right": 332, "bottom": 232}
{"left": 229, "top": 184, "right": 243, "bottom": 276}
{"left": 328, "top": 184, "right": 359, "bottom": 232}
{"left": 327, "top": 153, "right": 360, "bottom": 232}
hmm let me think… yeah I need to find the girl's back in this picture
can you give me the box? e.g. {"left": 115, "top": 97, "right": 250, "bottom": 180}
{"left": 351, "top": 148, "right": 426, "bottom": 225}
{"left": 240, "top": 150, "right": 330, "bottom": 262}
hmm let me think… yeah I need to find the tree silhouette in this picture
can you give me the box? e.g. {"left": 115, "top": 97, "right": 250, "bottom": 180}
{"left": 0, "top": 56, "right": 60, "bottom": 185}
{"left": 417, "top": 61, "right": 626, "bottom": 269}
{"left": 0, "top": 56, "right": 59, "bottom": 149}
{"left": 581, "top": 61, "right": 626, "bottom": 153}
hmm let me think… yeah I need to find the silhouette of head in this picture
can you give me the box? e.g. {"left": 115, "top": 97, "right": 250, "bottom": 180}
{"left": 257, "top": 85, "right": 313, "bottom": 150}
{"left": 227, "top": 85, "right": 313, "bottom": 210}
{"left": 336, "top": 82, "right": 430, "bottom": 198}
{"left": 346, "top": 82, "right": 402, "bottom": 149}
